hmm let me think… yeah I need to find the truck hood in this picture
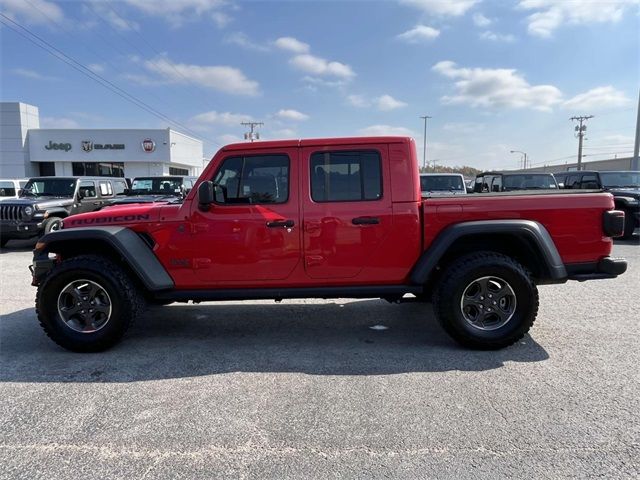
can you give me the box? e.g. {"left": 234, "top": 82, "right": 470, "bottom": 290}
{"left": 64, "top": 203, "right": 163, "bottom": 228}
{"left": 1, "top": 197, "right": 74, "bottom": 209}
{"left": 608, "top": 187, "right": 640, "bottom": 199}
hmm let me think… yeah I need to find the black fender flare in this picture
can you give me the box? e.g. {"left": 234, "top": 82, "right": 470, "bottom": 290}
{"left": 35, "top": 226, "right": 174, "bottom": 291}
{"left": 409, "top": 219, "right": 567, "bottom": 285}
{"left": 42, "top": 208, "right": 70, "bottom": 218}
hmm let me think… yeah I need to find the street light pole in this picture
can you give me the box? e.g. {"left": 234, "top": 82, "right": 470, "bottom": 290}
{"left": 420, "top": 115, "right": 432, "bottom": 171}
{"left": 510, "top": 150, "right": 528, "bottom": 170}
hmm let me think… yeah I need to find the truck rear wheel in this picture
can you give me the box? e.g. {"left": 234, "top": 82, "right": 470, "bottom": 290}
{"left": 433, "top": 252, "right": 539, "bottom": 349}
{"left": 36, "top": 255, "right": 143, "bottom": 352}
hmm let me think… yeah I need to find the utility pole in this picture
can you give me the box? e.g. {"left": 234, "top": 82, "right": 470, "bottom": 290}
{"left": 420, "top": 115, "right": 431, "bottom": 171}
{"left": 570, "top": 115, "right": 593, "bottom": 171}
{"left": 241, "top": 121, "right": 264, "bottom": 142}
{"left": 632, "top": 90, "right": 639, "bottom": 170}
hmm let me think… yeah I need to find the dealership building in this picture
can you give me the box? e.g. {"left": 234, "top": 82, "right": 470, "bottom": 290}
{"left": 0, "top": 102, "right": 204, "bottom": 179}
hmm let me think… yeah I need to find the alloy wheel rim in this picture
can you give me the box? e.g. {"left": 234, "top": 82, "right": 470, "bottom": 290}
{"left": 459, "top": 276, "right": 517, "bottom": 331}
{"left": 57, "top": 279, "right": 112, "bottom": 333}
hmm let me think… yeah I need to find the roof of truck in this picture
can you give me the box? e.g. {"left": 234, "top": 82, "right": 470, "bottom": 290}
{"left": 222, "top": 136, "right": 413, "bottom": 152}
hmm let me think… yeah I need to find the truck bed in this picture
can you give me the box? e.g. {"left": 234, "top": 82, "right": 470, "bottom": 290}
{"left": 422, "top": 191, "right": 614, "bottom": 264}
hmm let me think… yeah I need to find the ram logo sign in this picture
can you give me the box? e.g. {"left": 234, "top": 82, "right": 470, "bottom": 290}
{"left": 81, "top": 141, "right": 93, "bottom": 152}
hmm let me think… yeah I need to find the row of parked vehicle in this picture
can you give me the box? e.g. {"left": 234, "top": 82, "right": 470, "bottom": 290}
{"left": 420, "top": 170, "right": 639, "bottom": 238}
{"left": 0, "top": 175, "right": 196, "bottom": 247}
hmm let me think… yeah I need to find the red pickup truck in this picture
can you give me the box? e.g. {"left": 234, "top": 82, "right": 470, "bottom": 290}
{"left": 30, "top": 136, "right": 627, "bottom": 352}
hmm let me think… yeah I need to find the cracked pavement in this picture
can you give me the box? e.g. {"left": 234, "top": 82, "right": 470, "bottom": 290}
{"left": 1, "top": 237, "right": 639, "bottom": 479}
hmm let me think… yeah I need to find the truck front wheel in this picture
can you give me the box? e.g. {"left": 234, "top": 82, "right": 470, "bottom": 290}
{"left": 36, "top": 255, "right": 144, "bottom": 352}
{"left": 433, "top": 252, "right": 539, "bottom": 349}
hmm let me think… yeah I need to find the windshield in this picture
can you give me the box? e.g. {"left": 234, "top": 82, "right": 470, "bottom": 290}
{"left": 503, "top": 174, "right": 557, "bottom": 190}
{"left": 21, "top": 178, "right": 76, "bottom": 197}
{"left": 131, "top": 178, "right": 183, "bottom": 195}
{"left": 599, "top": 172, "right": 640, "bottom": 188}
{"left": 420, "top": 175, "right": 464, "bottom": 192}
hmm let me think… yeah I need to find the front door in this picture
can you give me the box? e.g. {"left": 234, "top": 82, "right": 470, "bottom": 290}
{"left": 76, "top": 180, "right": 100, "bottom": 214}
{"left": 191, "top": 148, "right": 301, "bottom": 284}
{"left": 301, "top": 145, "right": 393, "bottom": 279}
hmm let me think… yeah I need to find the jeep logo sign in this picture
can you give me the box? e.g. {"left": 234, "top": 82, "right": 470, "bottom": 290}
{"left": 44, "top": 141, "right": 72, "bottom": 152}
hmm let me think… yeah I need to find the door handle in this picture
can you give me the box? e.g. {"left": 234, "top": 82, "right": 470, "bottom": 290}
{"left": 93, "top": 201, "right": 102, "bottom": 206}
{"left": 266, "top": 219, "right": 295, "bottom": 228}
{"left": 352, "top": 216, "right": 380, "bottom": 225}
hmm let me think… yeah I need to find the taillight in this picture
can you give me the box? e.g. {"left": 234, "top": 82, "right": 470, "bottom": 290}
{"left": 603, "top": 210, "right": 625, "bottom": 237}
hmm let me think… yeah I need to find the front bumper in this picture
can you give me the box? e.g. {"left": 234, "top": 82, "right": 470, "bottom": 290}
{"left": 566, "top": 256, "right": 628, "bottom": 281}
{"left": 0, "top": 220, "right": 44, "bottom": 239}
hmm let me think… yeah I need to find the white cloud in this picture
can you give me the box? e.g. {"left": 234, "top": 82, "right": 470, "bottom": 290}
{"left": 40, "top": 117, "right": 81, "bottom": 129}
{"left": 270, "top": 128, "right": 297, "bottom": 138}
{"left": 302, "top": 76, "right": 348, "bottom": 89}
{"left": 432, "top": 60, "right": 562, "bottom": 111}
{"left": 347, "top": 94, "right": 370, "bottom": 107}
{"left": 140, "top": 56, "right": 260, "bottom": 96}
{"left": 562, "top": 86, "right": 632, "bottom": 111}
{"left": 400, "top": 0, "right": 479, "bottom": 16}
{"left": 275, "top": 109, "right": 309, "bottom": 121}
{"left": 473, "top": 13, "right": 492, "bottom": 27}
{"left": 480, "top": 30, "right": 516, "bottom": 42}
{"left": 517, "top": 0, "right": 637, "bottom": 38}
{"left": 10, "top": 68, "right": 59, "bottom": 81}
{"left": 347, "top": 94, "right": 407, "bottom": 110}
{"left": 358, "top": 125, "right": 418, "bottom": 137}
{"left": 122, "top": 0, "right": 231, "bottom": 28}
{"left": 88, "top": 63, "right": 106, "bottom": 74}
{"left": 0, "top": 0, "right": 63, "bottom": 24}
{"left": 191, "top": 111, "right": 254, "bottom": 129}
{"left": 397, "top": 25, "right": 440, "bottom": 43}
{"left": 225, "top": 32, "right": 269, "bottom": 52}
{"left": 290, "top": 54, "right": 355, "bottom": 79}
{"left": 274, "top": 36, "right": 310, "bottom": 53}
{"left": 376, "top": 94, "right": 408, "bottom": 111}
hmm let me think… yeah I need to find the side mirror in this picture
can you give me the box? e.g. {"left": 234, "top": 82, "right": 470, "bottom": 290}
{"left": 184, "top": 187, "right": 192, "bottom": 196}
{"left": 197, "top": 181, "right": 214, "bottom": 211}
{"left": 77, "top": 190, "right": 85, "bottom": 200}
{"left": 17, "top": 189, "right": 23, "bottom": 196}
{"left": 557, "top": 182, "right": 564, "bottom": 189}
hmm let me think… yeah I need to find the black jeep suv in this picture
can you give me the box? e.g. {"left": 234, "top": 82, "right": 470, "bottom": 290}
{"left": 557, "top": 170, "right": 640, "bottom": 239}
{"left": 0, "top": 176, "right": 128, "bottom": 247}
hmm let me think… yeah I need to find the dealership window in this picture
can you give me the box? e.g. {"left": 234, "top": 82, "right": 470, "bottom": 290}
{"left": 72, "top": 162, "right": 124, "bottom": 177}
{"left": 310, "top": 150, "right": 382, "bottom": 202}
{"left": 212, "top": 154, "right": 289, "bottom": 204}
{"left": 39, "top": 162, "right": 55, "bottom": 176}
{"left": 169, "top": 167, "right": 189, "bottom": 176}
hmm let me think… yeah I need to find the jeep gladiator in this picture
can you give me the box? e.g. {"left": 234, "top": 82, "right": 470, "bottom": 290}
{"left": 30, "top": 137, "right": 628, "bottom": 352}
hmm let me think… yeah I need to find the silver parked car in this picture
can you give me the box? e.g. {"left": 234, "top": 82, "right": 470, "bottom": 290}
{"left": 420, "top": 173, "right": 467, "bottom": 197}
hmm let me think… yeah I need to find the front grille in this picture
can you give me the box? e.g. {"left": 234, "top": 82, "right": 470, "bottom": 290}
{"left": 0, "top": 204, "right": 24, "bottom": 221}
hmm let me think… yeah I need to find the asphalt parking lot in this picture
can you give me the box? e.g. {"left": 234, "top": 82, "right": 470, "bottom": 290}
{"left": 1, "top": 237, "right": 639, "bottom": 479}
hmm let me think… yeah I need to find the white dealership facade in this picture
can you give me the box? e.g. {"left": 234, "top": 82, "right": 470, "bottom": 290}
{"left": 0, "top": 102, "right": 204, "bottom": 179}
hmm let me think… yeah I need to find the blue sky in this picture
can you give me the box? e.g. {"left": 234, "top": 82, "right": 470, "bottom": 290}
{"left": 1, "top": 0, "right": 638, "bottom": 169}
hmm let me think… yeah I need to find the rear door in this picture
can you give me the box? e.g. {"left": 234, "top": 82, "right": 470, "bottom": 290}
{"left": 301, "top": 144, "right": 393, "bottom": 279}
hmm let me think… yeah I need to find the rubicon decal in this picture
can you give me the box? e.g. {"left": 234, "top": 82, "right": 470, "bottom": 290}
{"left": 70, "top": 214, "right": 150, "bottom": 225}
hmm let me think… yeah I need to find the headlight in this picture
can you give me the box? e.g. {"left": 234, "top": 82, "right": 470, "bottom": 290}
{"left": 619, "top": 196, "right": 639, "bottom": 206}
{"left": 23, "top": 206, "right": 34, "bottom": 217}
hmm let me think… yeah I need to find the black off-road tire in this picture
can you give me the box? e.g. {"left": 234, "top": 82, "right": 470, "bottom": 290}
{"left": 43, "top": 216, "right": 63, "bottom": 234}
{"left": 621, "top": 210, "right": 636, "bottom": 240}
{"left": 36, "top": 255, "right": 144, "bottom": 352}
{"left": 433, "top": 251, "right": 539, "bottom": 350}
{"left": 0, "top": 237, "right": 9, "bottom": 248}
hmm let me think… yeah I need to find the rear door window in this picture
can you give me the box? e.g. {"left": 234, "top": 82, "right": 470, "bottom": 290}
{"left": 99, "top": 181, "right": 114, "bottom": 197}
{"left": 310, "top": 150, "right": 382, "bottom": 202}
